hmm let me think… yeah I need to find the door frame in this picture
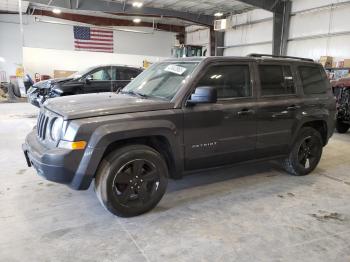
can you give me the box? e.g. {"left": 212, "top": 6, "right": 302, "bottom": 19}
{"left": 181, "top": 59, "right": 258, "bottom": 107}
{"left": 83, "top": 66, "right": 113, "bottom": 93}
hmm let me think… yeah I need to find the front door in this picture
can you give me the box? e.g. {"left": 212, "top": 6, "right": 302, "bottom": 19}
{"left": 255, "top": 63, "right": 302, "bottom": 157}
{"left": 183, "top": 62, "right": 257, "bottom": 170}
{"left": 83, "top": 66, "right": 113, "bottom": 93}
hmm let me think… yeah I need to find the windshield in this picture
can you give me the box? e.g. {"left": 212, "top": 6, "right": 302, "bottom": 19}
{"left": 121, "top": 62, "right": 199, "bottom": 100}
{"left": 69, "top": 67, "right": 95, "bottom": 79}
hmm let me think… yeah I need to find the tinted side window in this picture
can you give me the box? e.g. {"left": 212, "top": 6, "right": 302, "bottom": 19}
{"left": 259, "top": 65, "right": 295, "bottom": 96}
{"left": 196, "top": 65, "right": 251, "bottom": 99}
{"left": 299, "top": 66, "right": 327, "bottom": 95}
{"left": 90, "top": 68, "right": 112, "bottom": 81}
{"left": 118, "top": 68, "right": 140, "bottom": 81}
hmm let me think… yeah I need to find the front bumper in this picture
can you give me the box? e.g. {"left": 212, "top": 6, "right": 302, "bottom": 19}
{"left": 22, "top": 130, "right": 90, "bottom": 189}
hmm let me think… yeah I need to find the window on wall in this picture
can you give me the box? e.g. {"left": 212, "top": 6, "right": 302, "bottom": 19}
{"left": 196, "top": 64, "right": 252, "bottom": 99}
{"left": 259, "top": 65, "right": 295, "bottom": 96}
{"left": 299, "top": 66, "right": 328, "bottom": 95}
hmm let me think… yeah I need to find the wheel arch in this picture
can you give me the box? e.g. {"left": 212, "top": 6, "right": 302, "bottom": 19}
{"left": 297, "top": 120, "right": 328, "bottom": 146}
{"left": 88, "top": 121, "right": 183, "bottom": 177}
{"left": 100, "top": 135, "right": 180, "bottom": 179}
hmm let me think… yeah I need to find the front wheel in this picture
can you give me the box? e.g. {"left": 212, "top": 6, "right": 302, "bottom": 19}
{"left": 283, "top": 127, "right": 323, "bottom": 176}
{"left": 336, "top": 120, "right": 350, "bottom": 134}
{"left": 95, "top": 144, "right": 168, "bottom": 217}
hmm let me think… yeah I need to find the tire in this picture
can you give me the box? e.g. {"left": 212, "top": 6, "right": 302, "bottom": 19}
{"left": 12, "top": 82, "right": 21, "bottom": 98}
{"left": 336, "top": 120, "right": 350, "bottom": 134}
{"left": 95, "top": 144, "right": 168, "bottom": 217}
{"left": 283, "top": 127, "right": 323, "bottom": 176}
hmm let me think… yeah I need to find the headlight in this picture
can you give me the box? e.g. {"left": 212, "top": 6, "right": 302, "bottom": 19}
{"left": 50, "top": 117, "right": 63, "bottom": 141}
{"left": 27, "top": 87, "right": 36, "bottom": 94}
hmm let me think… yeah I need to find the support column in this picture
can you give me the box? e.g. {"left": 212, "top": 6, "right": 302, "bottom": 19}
{"left": 215, "top": 31, "right": 225, "bottom": 56}
{"left": 210, "top": 28, "right": 224, "bottom": 56}
{"left": 272, "top": 0, "right": 292, "bottom": 55}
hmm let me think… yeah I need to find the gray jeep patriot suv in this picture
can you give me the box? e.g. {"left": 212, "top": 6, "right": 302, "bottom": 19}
{"left": 23, "top": 54, "right": 336, "bottom": 217}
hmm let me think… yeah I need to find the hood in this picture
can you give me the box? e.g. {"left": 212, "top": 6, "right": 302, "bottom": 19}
{"left": 33, "top": 77, "right": 74, "bottom": 89}
{"left": 44, "top": 92, "right": 173, "bottom": 120}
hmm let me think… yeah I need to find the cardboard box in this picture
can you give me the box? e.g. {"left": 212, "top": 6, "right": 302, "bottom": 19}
{"left": 319, "top": 56, "right": 333, "bottom": 68}
{"left": 343, "top": 59, "right": 350, "bottom": 68}
{"left": 54, "top": 70, "right": 76, "bottom": 78}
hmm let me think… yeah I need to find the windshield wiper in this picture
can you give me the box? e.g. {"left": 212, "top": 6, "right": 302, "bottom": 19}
{"left": 120, "top": 90, "right": 149, "bottom": 99}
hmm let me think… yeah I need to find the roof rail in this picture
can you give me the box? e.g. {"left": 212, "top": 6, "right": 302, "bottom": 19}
{"left": 248, "top": 53, "right": 314, "bottom": 62}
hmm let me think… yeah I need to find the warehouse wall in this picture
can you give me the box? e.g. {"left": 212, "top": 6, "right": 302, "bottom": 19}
{"left": 22, "top": 47, "right": 163, "bottom": 77}
{"left": 0, "top": 14, "right": 176, "bottom": 80}
{"left": 224, "top": 9, "right": 273, "bottom": 56}
{"left": 185, "top": 25, "right": 210, "bottom": 56}
{"left": 0, "top": 16, "right": 23, "bottom": 81}
{"left": 224, "top": 0, "right": 350, "bottom": 61}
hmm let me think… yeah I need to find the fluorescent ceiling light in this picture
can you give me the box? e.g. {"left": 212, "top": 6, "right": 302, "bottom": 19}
{"left": 0, "top": 57, "right": 5, "bottom": 63}
{"left": 214, "top": 12, "right": 223, "bottom": 17}
{"left": 133, "top": 18, "right": 141, "bottom": 23}
{"left": 132, "top": 2, "right": 143, "bottom": 8}
{"left": 34, "top": 17, "right": 153, "bottom": 34}
{"left": 52, "top": 8, "right": 62, "bottom": 14}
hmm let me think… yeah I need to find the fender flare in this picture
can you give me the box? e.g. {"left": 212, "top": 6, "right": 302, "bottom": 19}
{"left": 71, "top": 119, "right": 183, "bottom": 190}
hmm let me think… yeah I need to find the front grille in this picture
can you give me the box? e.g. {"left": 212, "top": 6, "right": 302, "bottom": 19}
{"left": 36, "top": 111, "right": 50, "bottom": 140}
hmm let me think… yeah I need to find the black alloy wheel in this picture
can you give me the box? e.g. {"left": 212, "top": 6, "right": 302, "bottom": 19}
{"left": 95, "top": 144, "right": 168, "bottom": 217}
{"left": 283, "top": 127, "right": 323, "bottom": 176}
{"left": 297, "top": 136, "right": 320, "bottom": 170}
{"left": 112, "top": 159, "right": 161, "bottom": 207}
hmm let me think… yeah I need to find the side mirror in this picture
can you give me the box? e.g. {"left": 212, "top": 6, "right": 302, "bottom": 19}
{"left": 187, "top": 86, "right": 217, "bottom": 105}
{"left": 85, "top": 75, "right": 93, "bottom": 84}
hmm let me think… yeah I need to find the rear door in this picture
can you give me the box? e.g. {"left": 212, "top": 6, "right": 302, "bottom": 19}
{"left": 113, "top": 67, "right": 142, "bottom": 92}
{"left": 255, "top": 62, "right": 302, "bottom": 157}
{"left": 83, "top": 66, "right": 113, "bottom": 93}
{"left": 183, "top": 61, "right": 257, "bottom": 170}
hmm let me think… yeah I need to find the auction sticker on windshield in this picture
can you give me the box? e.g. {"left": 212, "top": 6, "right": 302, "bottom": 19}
{"left": 164, "top": 64, "right": 187, "bottom": 75}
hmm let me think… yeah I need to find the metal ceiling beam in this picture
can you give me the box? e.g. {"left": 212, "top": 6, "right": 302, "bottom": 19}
{"left": 32, "top": 9, "right": 185, "bottom": 33}
{"left": 236, "top": 0, "right": 283, "bottom": 12}
{"left": 29, "top": 0, "right": 215, "bottom": 25}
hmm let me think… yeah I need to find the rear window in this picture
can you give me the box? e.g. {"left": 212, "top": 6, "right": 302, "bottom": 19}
{"left": 299, "top": 66, "right": 328, "bottom": 95}
{"left": 259, "top": 65, "right": 295, "bottom": 96}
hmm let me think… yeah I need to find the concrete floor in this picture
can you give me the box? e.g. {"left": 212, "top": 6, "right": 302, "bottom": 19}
{"left": 1, "top": 102, "right": 350, "bottom": 262}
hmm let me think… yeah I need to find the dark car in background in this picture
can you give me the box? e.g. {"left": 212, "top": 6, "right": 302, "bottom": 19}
{"left": 27, "top": 64, "right": 143, "bottom": 107}
{"left": 332, "top": 77, "right": 350, "bottom": 133}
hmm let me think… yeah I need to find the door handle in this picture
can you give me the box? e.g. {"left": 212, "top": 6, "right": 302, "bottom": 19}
{"left": 237, "top": 109, "right": 255, "bottom": 116}
{"left": 286, "top": 105, "right": 300, "bottom": 111}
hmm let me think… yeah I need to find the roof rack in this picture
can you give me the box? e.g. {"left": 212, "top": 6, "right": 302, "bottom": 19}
{"left": 248, "top": 53, "right": 314, "bottom": 62}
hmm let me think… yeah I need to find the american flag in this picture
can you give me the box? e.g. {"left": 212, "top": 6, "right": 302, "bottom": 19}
{"left": 73, "top": 26, "right": 114, "bottom": 53}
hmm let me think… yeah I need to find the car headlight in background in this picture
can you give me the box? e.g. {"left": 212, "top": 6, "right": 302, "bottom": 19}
{"left": 50, "top": 117, "right": 63, "bottom": 141}
{"left": 27, "top": 86, "right": 36, "bottom": 94}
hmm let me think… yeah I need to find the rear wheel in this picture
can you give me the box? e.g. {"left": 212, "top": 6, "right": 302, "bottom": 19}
{"left": 283, "top": 127, "right": 323, "bottom": 176}
{"left": 336, "top": 120, "right": 350, "bottom": 134}
{"left": 95, "top": 144, "right": 168, "bottom": 217}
